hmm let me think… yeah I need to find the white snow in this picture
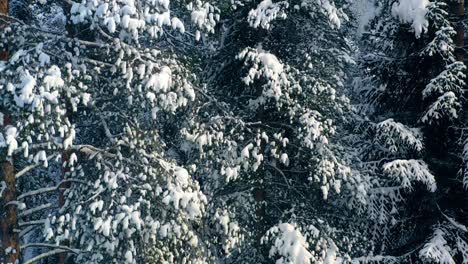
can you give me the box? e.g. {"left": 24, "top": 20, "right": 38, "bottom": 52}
{"left": 174, "top": 167, "right": 190, "bottom": 188}
{"left": 69, "top": 153, "right": 78, "bottom": 166}
{"left": 96, "top": 3, "right": 109, "bottom": 17}
{"left": 258, "top": 52, "right": 284, "bottom": 74}
{"left": 146, "top": 92, "right": 156, "bottom": 103}
{"left": 146, "top": 66, "right": 172, "bottom": 92}
{"left": 184, "top": 84, "right": 196, "bottom": 101}
{"left": 39, "top": 52, "right": 51, "bottom": 66}
{"left": 0, "top": 181, "right": 6, "bottom": 199}
{"left": 124, "top": 250, "right": 133, "bottom": 263}
{"left": 421, "top": 92, "right": 459, "bottom": 124}
{"left": 104, "top": 17, "right": 117, "bottom": 33}
{"left": 321, "top": 185, "right": 329, "bottom": 200}
{"left": 190, "top": 1, "right": 219, "bottom": 38}
{"left": 5, "top": 126, "right": 18, "bottom": 156}
{"left": 43, "top": 66, "right": 65, "bottom": 89}
{"left": 392, "top": 0, "right": 429, "bottom": 38}
{"left": 419, "top": 229, "right": 456, "bottom": 264}
{"left": 280, "top": 153, "right": 289, "bottom": 166}
{"left": 63, "top": 127, "right": 76, "bottom": 149}
{"left": 318, "top": 0, "right": 342, "bottom": 29}
{"left": 154, "top": 11, "right": 171, "bottom": 28}
{"left": 353, "top": 0, "right": 378, "bottom": 37}
{"left": 16, "top": 71, "right": 37, "bottom": 107}
{"left": 265, "top": 223, "right": 313, "bottom": 264}
{"left": 171, "top": 17, "right": 185, "bottom": 33}
{"left": 10, "top": 49, "right": 25, "bottom": 64}
{"left": 159, "top": 0, "right": 170, "bottom": 10}
{"left": 248, "top": 0, "right": 288, "bottom": 29}
{"left": 94, "top": 217, "right": 103, "bottom": 231}
{"left": 241, "top": 143, "right": 253, "bottom": 158}
{"left": 82, "top": 93, "right": 91, "bottom": 106}
{"left": 383, "top": 159, "right": 437, "bottom": 192}
{"left": 376, "top": 119, "right": 424, "bottom": 152}
{"left": 191, "top": 9, "right": 208, "bottom": 28}
{"left": 34, "top": 150, "right": 48, "bottom": 168}
{"left": 237, "top": 48, "right": 289, "bottom": 108}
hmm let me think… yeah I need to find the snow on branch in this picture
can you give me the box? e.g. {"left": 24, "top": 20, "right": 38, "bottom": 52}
{"left": 237, "top": 47, "right": 290, "bottom": 109}
{"left": 23, "top": 249, "right": 69, "bottom": 264}
{"left": 375, "top": 119, "right": 424, "bottom": 153}
{"left": 262, "top": 223, "right": 313, "bottom": 264}
{"left": 301, "top": 0, "right": 343, "bottom": 28}
{"left": 19, "top": 203, "right": 53, "bottom": 218}
{"left": 422, "top": 62, "right": 466, "bottom": 99}
{"left": 421, "top": 92, "right": 460, "bottom": 124}
{"left": 262, "top": 223, "right": 342, "bottom": 264}
{"left": 383, "top": 159, "right": 436, "bottom": 192}
{"left": 21, "top": 243, "right": 80, "bottom": 254}
{"left": 391, "top": 0, "right": 430, "bottom": 38}
{"left": 247, "top": 0, "right": 288, "bottom": 30}
{"left": 17, "top": 179, "right": 88, "bottom": 200}
{"left": 419, "top": 228, "right": 456, "bottom": 264}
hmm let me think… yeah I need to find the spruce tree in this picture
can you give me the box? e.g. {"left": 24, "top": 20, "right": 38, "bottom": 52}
{"left": 356, "top": 0, "right": 468, "bottom": 262}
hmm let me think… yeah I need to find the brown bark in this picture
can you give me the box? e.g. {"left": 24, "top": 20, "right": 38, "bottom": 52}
{"left": 0, "top": 0, "right": 7, "bottom": 61}
{"left": 0, "top": 159, "right": 19, "bottom": 264}
{"left": 0, "top": 116, "right": 19, "bottom": 264}
{"left": 0, "top": 2, "right": 19, "bottom": 264}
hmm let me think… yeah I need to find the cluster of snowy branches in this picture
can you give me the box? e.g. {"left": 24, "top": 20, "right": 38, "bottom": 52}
{"left": 0, "top": 0, "right": 467, "bottom": 263}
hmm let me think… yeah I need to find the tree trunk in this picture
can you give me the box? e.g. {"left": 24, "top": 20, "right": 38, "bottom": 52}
{"left": 0, "top": 2, "right": 20, "bottom": 264}
{"left": 0, "top": 118, "right": 20, "bottom": 264}
{"left": 0, "top": 157, "right": 19, "bottom": 264}
{"left": 0, "top": 0, "right": 7, "bottom": 61}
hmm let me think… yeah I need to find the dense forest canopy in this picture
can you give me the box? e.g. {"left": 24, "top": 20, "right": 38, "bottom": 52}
{"left": 0, "top": 0, "right": 467, "bottom": 263}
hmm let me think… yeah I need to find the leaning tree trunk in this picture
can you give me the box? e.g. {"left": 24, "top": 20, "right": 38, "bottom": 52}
{"left": 0, "top": 1, "right": 20, "bottom": 262}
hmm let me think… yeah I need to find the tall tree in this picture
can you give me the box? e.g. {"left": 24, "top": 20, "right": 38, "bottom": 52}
{"left": 355, "top": 0, "right": 468, "bottom": 262}
{"left": 0, "top": 0, "right": 209, "bottom": 262}
{"left": 172, "top": 0, "right": 377, "bottom": 262}
{"left": 0, "top": 1, "right": 21, "bottom": 263}
{"left": 3, "top": 0, "right": 467, "bottom": 263}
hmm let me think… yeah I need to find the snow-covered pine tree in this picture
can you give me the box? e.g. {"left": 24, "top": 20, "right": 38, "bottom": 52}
{"left": 4, "top": 0, "right": 467, "bottom": 262}
{"left": 355, "top": 0, "right": 468, "bottom": 261}
{"left": 169, "top": 0, "right": 377, "bottom": 262}
{"left": 1, "top": 1, "right": 21, "bottom": 263}
{"left": 0, "top": 0, "right": 214, "bottom": 263}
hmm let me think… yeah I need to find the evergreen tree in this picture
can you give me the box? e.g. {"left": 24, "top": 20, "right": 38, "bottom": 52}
{"left": 179, "top": 0, "right": 376, "bottom": 262}
{"left": 1, "top": 0, "right": 467, "bottom": 263}
{"left": 355, "top": 0, "right": 468, "bottom": 262}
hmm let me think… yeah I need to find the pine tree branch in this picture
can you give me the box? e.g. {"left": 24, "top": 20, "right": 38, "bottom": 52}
{"left": 23, "top": 249, "right": 69, "bottom": 264}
